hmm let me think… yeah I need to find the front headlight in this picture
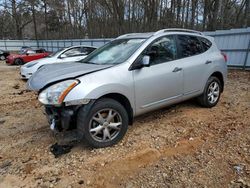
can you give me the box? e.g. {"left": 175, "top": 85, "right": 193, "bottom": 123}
{"left": 26, "top": 61, "right": 38, "bottom": 68}
{"left": 38, "top": 80, "right": 79, "bottom": 105}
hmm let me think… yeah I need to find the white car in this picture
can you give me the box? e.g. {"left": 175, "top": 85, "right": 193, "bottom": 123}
{"left": 20, "top": 45, "right": 97, "bottom": 79}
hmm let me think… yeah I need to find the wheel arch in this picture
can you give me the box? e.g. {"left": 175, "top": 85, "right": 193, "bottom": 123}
{"left": 99, "top": 93, "right": 134, "bottom": 125}
{"left": 209, "top": 71, "right": 224, "bottom": 92}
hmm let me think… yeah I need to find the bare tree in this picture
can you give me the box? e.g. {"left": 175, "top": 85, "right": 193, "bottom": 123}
{"left": 0, "top": 0, "right": 248, "bottom": 39}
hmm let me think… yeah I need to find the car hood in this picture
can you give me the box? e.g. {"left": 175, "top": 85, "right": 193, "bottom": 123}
{"left": 27, "top": 62, "right": 112, "bottom": 91}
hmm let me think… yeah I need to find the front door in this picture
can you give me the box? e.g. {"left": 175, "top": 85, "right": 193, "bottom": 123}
{"left": 133, "top": 35, "right": 183, "bottom": 115}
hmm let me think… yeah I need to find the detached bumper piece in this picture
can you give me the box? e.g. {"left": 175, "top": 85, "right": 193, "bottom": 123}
{"left": 45, "top": 106, "right": 79, "bottom": 132}
{"left": 50, "top": 143, "right": 73, "bottom": 158}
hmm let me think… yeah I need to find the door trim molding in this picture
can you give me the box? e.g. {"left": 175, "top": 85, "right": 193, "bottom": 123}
{"left": 140, "top": 94, "right": 182, "bottom": 109}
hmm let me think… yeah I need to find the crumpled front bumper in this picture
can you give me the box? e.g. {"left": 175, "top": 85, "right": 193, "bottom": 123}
{"left": 45, "top": 105, "right": 80, "bottom": 132}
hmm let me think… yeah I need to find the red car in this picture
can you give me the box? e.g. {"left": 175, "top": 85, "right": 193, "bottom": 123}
{"left": 6, "top": 49, "right": 51, "bottom": 65}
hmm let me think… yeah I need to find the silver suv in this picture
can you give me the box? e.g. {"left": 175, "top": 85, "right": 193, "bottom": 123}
{"left": 28, "top": 29, "right": 227, "bottom": 148}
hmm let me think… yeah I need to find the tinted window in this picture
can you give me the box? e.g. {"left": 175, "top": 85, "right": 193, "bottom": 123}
{"left": 199, "top": 37, "right": 212, "bottom": 51}
{"left": 36, "top": 49, "right": 46, "bottom": 53}
{"left": 81, "top": 47, "right": 96, "bottom": 55}
{"left": 177, "top": 35, "right": 203, "bottom": 58}
{"left": 146, "top": 35, "right": 177, "bottom": 65}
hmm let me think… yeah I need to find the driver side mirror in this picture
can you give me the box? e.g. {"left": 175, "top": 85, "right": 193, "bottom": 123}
{"left": 141, "top": 55, "right": 150, "bottom": 67}
{"left": 129, "top": 55, "right": 150, "bottom": 71}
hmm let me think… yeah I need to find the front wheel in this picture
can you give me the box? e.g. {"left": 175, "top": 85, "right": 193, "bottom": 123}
{"left": 197, "top": 76, "right": 222, "bottom": 108}
{"left": 77, "top": 98, "right": 129, "bottom": 148}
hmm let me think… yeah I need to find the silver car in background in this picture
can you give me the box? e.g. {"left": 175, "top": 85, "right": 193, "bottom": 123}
{"left": 28, "top": 29, "right": 227, "bottom": 148}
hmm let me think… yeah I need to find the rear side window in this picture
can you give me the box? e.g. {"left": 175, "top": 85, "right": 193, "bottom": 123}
{"left": 81, "top": 47, "right": 96, "bottom": 55}
{"left": 198, "top": 37, "right": 212, "bottom": 51}
{"left": 177, "top": 35, "right": 203, "bottom": 58}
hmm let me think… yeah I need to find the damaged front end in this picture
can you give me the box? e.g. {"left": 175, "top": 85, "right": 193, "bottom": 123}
{"left": 44, "top": 99, "right": 95, "bottom": 135}
{"left": 45, "top": 105, "right": 79, "bottom": 132}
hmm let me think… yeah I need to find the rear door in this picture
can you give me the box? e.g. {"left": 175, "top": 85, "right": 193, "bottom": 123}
{"left": 176, "top": 35, "right": 211, "bottom": 96}
{"left": 133, "top": 35, "right": 183, "bottom": 115}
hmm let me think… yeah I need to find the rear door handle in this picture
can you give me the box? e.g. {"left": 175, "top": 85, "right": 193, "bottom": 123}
{"left": 205, "top": 60, "right": 212, "bottom": 64}
{"left": 172, "top": 67, "right": 182, "bottom": 72}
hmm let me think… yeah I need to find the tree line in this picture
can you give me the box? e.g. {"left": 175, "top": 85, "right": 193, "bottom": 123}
{"left": 0, "top": 0, "right": 249, "bottom": 40}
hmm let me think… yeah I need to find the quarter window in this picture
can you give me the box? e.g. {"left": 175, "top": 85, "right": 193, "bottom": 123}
{"left": 177, "top": 35, "right": 203, "bottom": 58}
{"left": 199, "top": 37, "right": 212, "bottom": 51}
{"left": 146, "top": 35, "right": 177, "bottom": 65}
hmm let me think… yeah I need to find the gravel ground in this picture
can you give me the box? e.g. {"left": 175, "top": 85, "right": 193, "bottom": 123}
{"left": 0, "top": 61, "right": 249, "bottom": 188}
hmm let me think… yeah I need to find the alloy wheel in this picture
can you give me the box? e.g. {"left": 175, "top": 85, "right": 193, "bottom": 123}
{"left": 207, "top": 81, "right": 220, "bottom": 104}
{"left": 89, "top": 108, "right": 122, "bottom": 142}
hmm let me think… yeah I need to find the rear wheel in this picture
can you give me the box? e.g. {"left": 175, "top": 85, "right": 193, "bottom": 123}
{"left": 77, "top": 98, "right": 129, "bottom": 148}
{"left": 14, "top": 58, "right": 24, "bottom": 65}
{"left": 197, "top": 76, "right": 222, "bottom": 108}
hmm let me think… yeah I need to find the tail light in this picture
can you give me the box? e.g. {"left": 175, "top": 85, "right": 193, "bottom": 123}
{"left": 221, "top": 52, "right": 227, "bottom": 62}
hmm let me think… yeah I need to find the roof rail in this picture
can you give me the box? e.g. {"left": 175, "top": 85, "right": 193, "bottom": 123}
{"left": 154, "top": 28, "right": 203, "bottom": 36}
{"left": 117, "top": 32, "right": 154, "bottom": 39}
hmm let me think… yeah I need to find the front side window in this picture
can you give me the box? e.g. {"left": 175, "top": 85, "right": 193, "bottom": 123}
{"left": 63, "top": 47, "right": 82, "bottom": 57}
{"left": 81, "top": 38, "right": 145, "bottom": 65}
{"left": 49, "top": 48, "right": 65, "bottom": 57}
{"left": 177, "top": 35, "right": 203, "bottom": 58}
{"left": 36, "top": 49, "right": 46, "bottom": 53}
{"left": 26, "top": 50, "right": 36, "bottom": 54}
{"left": 145, "top": 35, "right": 177, "bottom": 65}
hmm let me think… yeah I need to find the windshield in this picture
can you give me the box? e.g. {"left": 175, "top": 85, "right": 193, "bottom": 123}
{"left": 80, "top": 38, "right": 145, "bottom": 65}
{"left": 48, "top": 48, "right": 65, "bottom": 57}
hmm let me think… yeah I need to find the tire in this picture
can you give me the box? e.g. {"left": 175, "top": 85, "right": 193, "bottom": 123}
{"left": 197, "top": 76, "right": 222, "bottom": 108}
{"left": 0, "top": 55, "right": 5, "bottom": 60}
{"left": 77, "top": 98, "right": 129, "bottom": 148}
{"left": 14, "top": 58, "right": 24, "bottom": 65}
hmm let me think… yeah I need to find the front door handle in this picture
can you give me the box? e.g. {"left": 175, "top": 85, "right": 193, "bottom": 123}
{"left": 205, "top": 60, "right": 212, "bottom": 64}
{"left": 172, "top": 67, "right": 182, "bottom": 72}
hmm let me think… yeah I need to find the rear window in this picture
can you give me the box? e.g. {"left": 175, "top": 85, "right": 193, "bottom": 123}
{"left": 198, "top": 37, "right": 212, "bottom": 51}
{"left": 177, "top": 35, "right": 203, "bottom": 58}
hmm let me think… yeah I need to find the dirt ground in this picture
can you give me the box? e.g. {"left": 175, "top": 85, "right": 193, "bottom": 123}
{"left": 0, "top": 61, "right": 249, "bottom": 188}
